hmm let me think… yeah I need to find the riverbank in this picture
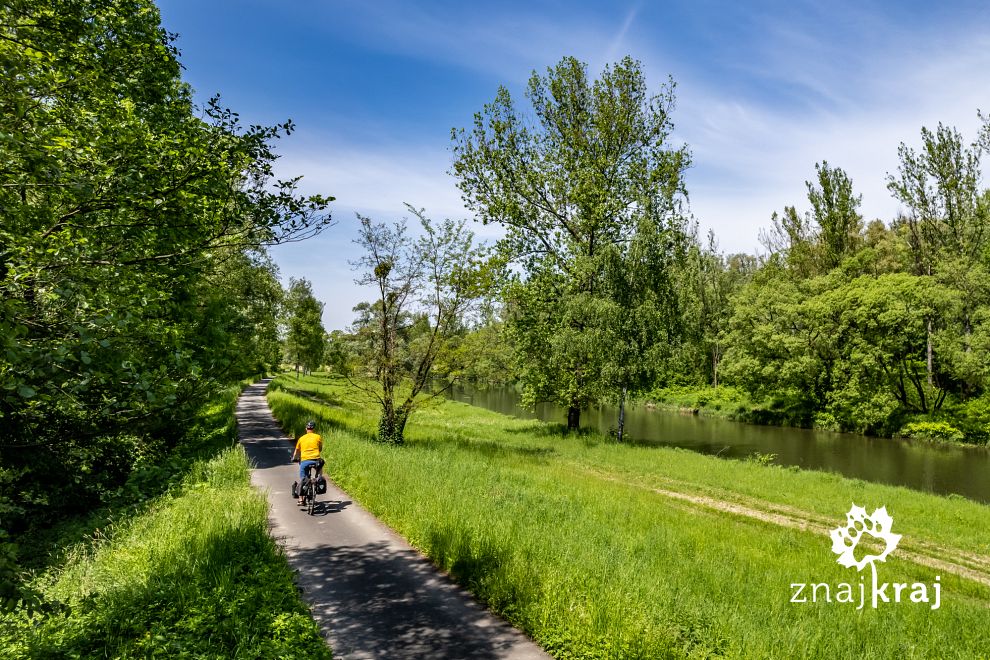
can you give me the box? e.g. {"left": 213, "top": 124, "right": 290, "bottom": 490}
{"left": 269, "top": 373, "right": 990, "bottom": 659}
{"left": 647, "top": 384, "right": 990, "bottom": 446}
{"left": 442, "top": 380, "right": 990, "bottom": 501}
{"left": 0, "top": 385, "right": 329, "bottom": 658}
{"left": 645, "top": 384, "right": 757, "bottom": 419}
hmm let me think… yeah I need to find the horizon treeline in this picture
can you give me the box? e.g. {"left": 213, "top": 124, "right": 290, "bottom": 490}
{"left": 331, "top": 56, "right": 990, "bottom": 445}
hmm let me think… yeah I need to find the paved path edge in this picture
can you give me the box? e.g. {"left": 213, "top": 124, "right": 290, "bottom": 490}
{"left": 236, "top": 378, "right": 550, "bottom": 660}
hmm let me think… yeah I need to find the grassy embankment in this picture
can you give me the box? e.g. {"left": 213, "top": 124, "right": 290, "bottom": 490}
{"left": 1, "top": 385, "right": 330, "bottom": 659}
{"left": 270, "top": 373, "right": 990, "bottom": 659}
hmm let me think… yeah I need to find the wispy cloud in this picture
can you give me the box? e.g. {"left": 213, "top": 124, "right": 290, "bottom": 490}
{"left": 282, "top": 0, "right": 990, "bottom": 262}
{"left": 669, "top": 8, "right": 990, "bottom": 253}
{"left": 277, "top": 144, "right": 465, "bottom": 223}
{"left": 272, "top": 140, "right": 498, "bottom": 330}
{"left": 323, "top": 1, "right": 642, "bottom": 83}
{"left": 604, "top": 5, "right": 640, "bottom": 65}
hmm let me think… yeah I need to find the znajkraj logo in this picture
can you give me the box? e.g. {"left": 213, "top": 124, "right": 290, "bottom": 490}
{"left": 790, "top": 504, "right": 941, "bottom": 610}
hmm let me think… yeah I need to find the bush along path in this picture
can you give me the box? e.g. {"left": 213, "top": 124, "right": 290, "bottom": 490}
{"left": 0, "top": 386, "right": 329, "bottom": 658}
{"left": 237, "top": 379, "right": 548, "bottom": 660}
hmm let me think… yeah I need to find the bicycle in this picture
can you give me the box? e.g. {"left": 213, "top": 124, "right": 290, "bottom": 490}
{"left": 294, "top": 457, "right": 325, "bottom": 515}
{"left": 302, "top": 461, "right": 320, "bottom": 515}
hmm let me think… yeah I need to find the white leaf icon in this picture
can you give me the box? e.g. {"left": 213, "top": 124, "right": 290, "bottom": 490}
{"left": 829, "top": 504, "right": 901, "bottom": 571}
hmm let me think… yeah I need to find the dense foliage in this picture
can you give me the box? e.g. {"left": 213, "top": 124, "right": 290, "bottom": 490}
{"left": 719, "top": 122, "right": 990, "bottom": 440}
{"left": 1, "top": 389, "right": 330, "bottom": 658}
{"left": 321, "top": 55, "right": 990, "bottom": 446}
{"left": 283, "top": 277, "right": 327, "bottom": 376}
{"left": 1, "top": 0, "right": 331, "bottom": 599}
{"left": 452, "top": 56, "right": 692, "bottom": 431}
{"left": 445, "top": 81, "right": 990, "bottom": 443}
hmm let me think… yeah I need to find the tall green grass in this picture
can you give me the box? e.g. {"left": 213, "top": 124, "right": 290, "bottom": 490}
{"left": 270, "top": 373, "right": 990, "bottom": 659}
{"left": 1, "top": 386, "right": 330, "bottom": 659}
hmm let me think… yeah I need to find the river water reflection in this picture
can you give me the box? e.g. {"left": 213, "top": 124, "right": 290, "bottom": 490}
{"left": 442, "top": 383, "right": 990, "bottom": 504}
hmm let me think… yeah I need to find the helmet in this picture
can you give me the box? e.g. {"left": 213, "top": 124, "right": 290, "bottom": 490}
{"left": 305, "top": 420, "right": 315, "bottom": 430}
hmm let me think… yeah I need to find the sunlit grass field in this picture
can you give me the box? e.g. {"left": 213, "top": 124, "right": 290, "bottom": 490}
{"left": 271, "top": 373, "right": 990, "bottom": 659}
{"left": 1, "top": 387, "right": 330, "bottom": 659}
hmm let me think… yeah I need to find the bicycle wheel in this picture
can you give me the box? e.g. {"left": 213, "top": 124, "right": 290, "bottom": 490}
{"left": 307, "top": 479, "right": 316, "bottom": 515}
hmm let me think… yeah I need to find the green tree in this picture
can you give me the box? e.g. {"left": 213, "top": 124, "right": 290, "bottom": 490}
{"left": 283, "top": 278, "right": 327, "bottom": 376}
{"left": 887, "top": 122, "right": 989, "bottom": 394}
{"left": 807, "top": 161, "right": 864, "bottom": 270}
{"left": 451, "top": 56, "right": 691, "bottom": 430}
{"left": 724, "top": 267, "right": 957, "bottom": 433}
{"left": 888, "top": 123, "right": 987, "bottom": 270}
{"left": 443, "top": 306, "right": 518, "bottom": 386}
{"left": 677, "top": 232, "right": 755, "bottom": 389}
{"left": 819, "top": 273, "right": 956, "bottom": 425}
{"left": 600, "top": 216, "right": 689, "bottom": 439}
{"left": 189, "top": 248, "right": 285, "bottom": 380}
{"left": 324, "top": 329, "right": 354, "bottom": 376}
{"left": 0, "top": 0, "right": 332, "bottom": 540}
{"left": 761, "top": 162, "right": 863, "bottom": 276}
{"left": 351, "top": 207, "right": 482, "bottom": 443}
{"left": 722, "top": 267, "right": 833, "bottom": 422}
{"left": 760, "top": 205, "right": 817, "bottom": 277}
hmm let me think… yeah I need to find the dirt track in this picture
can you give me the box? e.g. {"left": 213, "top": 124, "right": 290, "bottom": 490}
{"left": 579, "top": 466, "right": 990, "bottom": 589}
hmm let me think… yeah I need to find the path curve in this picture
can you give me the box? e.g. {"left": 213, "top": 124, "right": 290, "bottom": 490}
{"left": 237, "top": 379, "right": 549, "bottom": 660}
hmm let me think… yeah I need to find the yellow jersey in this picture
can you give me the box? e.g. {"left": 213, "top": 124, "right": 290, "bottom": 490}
{"left": 295, "top": 432, "right": 322, "bottom": 461}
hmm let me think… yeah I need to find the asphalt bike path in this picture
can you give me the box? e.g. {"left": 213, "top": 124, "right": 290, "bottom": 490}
{"left": 237, "top": 379, "right": 549, "bottom": 660}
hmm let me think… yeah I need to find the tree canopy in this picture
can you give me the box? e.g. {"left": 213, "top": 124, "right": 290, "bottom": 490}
{"left": 284, "top": 278, "right": 327, "bottom": 375}
{"left": 346, "top": 207, "right": 482, "bottom": 443}
{"left": 0, "top": 0, "right": 332, "bottom": 532}
{"left": 452, "top": 56, "right": 691, "bottom": 430}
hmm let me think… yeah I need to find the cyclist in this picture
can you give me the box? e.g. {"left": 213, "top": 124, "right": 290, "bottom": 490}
{"left": 291, "top": 420, "right": 323, "bottom": 506}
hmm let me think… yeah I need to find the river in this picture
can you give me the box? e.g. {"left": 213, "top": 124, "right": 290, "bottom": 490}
{"left": 441, "top": 383, "right": 990, "bottom": 504}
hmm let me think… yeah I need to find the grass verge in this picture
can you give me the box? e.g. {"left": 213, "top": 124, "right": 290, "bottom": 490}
{"left": 1, "top": 385, "right": 331, "bottom": 659}
{"left": 270, "top": 372, "right": 990, "bottom": 659}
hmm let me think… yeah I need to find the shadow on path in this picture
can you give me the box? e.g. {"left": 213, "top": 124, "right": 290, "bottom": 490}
{"left": 237, "top": 379, "right": 548, "bottom": 660}
{"left": 294, "top": 541, "right": 529, "bottom": 659}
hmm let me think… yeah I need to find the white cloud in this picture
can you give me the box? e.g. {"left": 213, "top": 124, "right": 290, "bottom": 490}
{"left": 673, "top": 22, "right": 990, "bottom": 254}
{"left": 278, "top": 144, "right": 465, "bottom": 222}
{"left": 277, "top": 3, "right": 990, "bottom": 291}
{"left": 271, "top": 141, "right": 505, "bottom": 330}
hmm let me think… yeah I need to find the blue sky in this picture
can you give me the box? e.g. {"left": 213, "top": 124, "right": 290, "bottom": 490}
{"left": 157, "top": 0, "right": 990, "bottom": 330}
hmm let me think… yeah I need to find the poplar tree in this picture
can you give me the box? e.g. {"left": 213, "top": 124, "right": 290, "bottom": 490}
{"left": 284, "top": 278, "right": 327, "bottom": 376}
{"left": 452, "top": 56, "right": 691, "bottom": 431}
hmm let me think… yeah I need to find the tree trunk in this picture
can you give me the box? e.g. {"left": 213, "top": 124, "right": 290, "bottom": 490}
{"left": 567, "top": 405, "right": 581, "bottom": 432}
{"left": 712, "top": 344, "right": 719, "bottom": 390}
{"left": 394, "top": 410, "right": 408, "bottom": 444}
{"left": 378, "top": 400, "right": 407, "bottom": 444}
{"left": 617, "top": 386, "right": 627, "bottom": 442}
{"left": 926, "top": 318, "right": 933, "bottom": 387}
{"left": 377, "top": 292, "right": 400, "bottom": 442}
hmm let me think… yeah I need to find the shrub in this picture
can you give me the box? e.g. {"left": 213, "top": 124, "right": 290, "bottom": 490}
{"left": 898, "top": 421, "right": 965, "bottom": 444}
{"left": 813, "top": 412, "right": 841, "bottom": 432}
{"left": 946, "top": 396, "right": 990, "bottom": 444}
